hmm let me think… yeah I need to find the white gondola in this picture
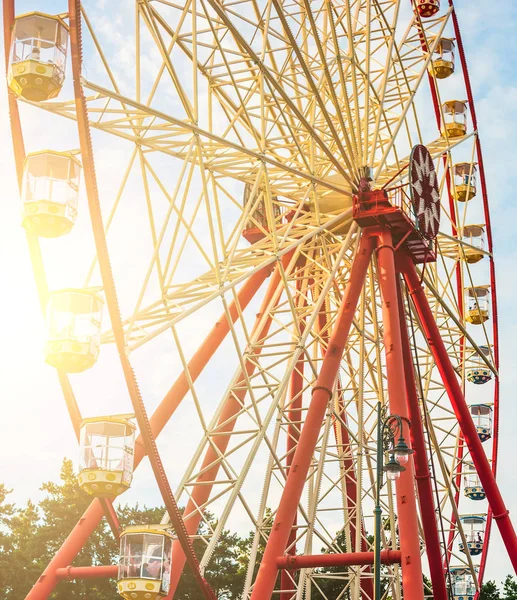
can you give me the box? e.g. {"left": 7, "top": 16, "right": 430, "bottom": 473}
{"left": 466, "top": 345, "right": 492, "bottom": 385}
{"left": 470, "top": 404, "right": 492, "bottom": 442}
{"left": 459, "top": 515, "right": 486, "bottom": 556}
{"left": 463, "top": 462, "right": 485, "bottom": 501}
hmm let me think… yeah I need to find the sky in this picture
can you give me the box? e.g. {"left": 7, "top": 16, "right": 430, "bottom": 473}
{"left": 1, "top": 0, "right": 517, "bottom": 589}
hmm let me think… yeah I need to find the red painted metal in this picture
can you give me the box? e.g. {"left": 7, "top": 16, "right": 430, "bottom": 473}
{"left": 250, "top": 233, "right": 375, "bottom": 600}
{"left": 402, "top": 257, "right": 517, "bottom": 572}
{"left": 167, "top": 254, "right": 292, "bottom": 598}
{"left": 376, "top": 230, "right": 424, "bottom": 600}
{"left": 55, "top": 566, "right": 118, "bottom": 581}
{"left": 25, "top": 500, "right": 106, "bottom": 599}
{"left": 280, "top": 270, "right": 307, "bottom": 600}
{"left": 353, "top": 190, "right": 435, "bottom": 264}
{"left": 277, "top": 550, "right": 402, "bottom": 570}
{"left": 396, "top": 279, "right": 448, "bottom": 600}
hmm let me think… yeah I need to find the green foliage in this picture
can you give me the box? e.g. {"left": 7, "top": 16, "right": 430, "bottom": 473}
{"left": 503, "top": 575, "right": 517, "bottom": 600}
{"left": 480, "top": 580, "right": 501, "bottom": 600}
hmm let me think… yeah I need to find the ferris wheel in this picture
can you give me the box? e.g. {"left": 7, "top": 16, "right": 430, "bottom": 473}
{"left": 4, "top": 0, "right": 517, "bottom": 599}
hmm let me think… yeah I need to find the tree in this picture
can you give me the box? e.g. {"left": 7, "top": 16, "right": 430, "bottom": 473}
{"left": 480, "top": 580, "right": 501, "bottom": 600}
{"left": 503, "top": 575, "right": 517, "bottom": 600}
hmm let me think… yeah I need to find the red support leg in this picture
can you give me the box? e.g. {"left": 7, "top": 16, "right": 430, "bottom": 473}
{"left": 250, "top": 233, "right": 375, "bottom": 600}
{"left": 167, "top": 256, "right": 290, "bottom": 597}
{"left": 376, "top": 232, "right": 424, "bottom": 600}
{"left": 396, "top": 278, "right": 448, "bottom": 600}
{"left": 401, "top": 256, "right": 517, "bottom": 572}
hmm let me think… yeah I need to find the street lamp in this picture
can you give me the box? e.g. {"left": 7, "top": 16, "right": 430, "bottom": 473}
{"left": 374, "top": 405, "right": 414, "bottom": 600}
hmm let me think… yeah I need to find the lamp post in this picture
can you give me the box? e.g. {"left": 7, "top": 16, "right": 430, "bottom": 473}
{"left": 374, "top": 404, "right": 414, "bottom": 600}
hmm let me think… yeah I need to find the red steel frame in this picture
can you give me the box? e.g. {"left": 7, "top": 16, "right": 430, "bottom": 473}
{"left": 3, "top": 0, "right": 509, "bottom": 598}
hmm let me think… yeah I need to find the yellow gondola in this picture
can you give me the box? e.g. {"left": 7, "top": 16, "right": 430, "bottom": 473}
{"left": 7, "top": 12, "right": 68, "bottom": 101}
{"left": 21, "top": 150, "right": 81, "bottom": 237}
{"left": 442, "top": 100, "right": 468, "bottom": 138}
{"left": 432, "top": 38, "right": 455, "bottom": 79}
{"left": 460, "top": 224, "right": 484, "bottom": 263}
{"left": 454, "top": 163, "right": 478, "bottom": 202}
{"left": 464, "top": 286, "right": 490, "bottom": 325}
{"left": 118, "top": 525, "right": 174, "bottom": 600}
{"left": 44, "top": 289, "right": 104, "bottom": 373}
{"left": 78, "top": 416, "right": 136, "bottom": 498}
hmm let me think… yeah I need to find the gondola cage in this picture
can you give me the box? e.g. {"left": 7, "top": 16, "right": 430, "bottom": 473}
{"left": 470, "top": 404, "right": 493, "bottom": 442}
{"left": 450, "top": 567, "right": 477, "bottom": 600}
{"left": 21, "top": 150, "right": 81, "bottom": 237}
{"left": 463, "top": 462, "right": 486, "bottom": 501}
{"left": 417, "top": 0, "right": 440, "bottom": 18}
{"left": 432, "top": 37, "right": 455, "bottom": 79}
{"left": 118, "top": 525, "right": 174, "bottom": 600}
{"left": 442, "top": 100, "right": 468, "bottom": 138}
{"left": 465, "top": 286, "right": 490, "bottom": 325}
{"left": 454, "top": 163, "right": 477, "bottom": 202}
{"left": 459, "top": 515, "right": 486, "bottom": 556}
{"left": 461, "top": 224, "right": 485, "bottom": 264}
{"left": 7, "top": 12, "right": 68, "bottom": 101}
{"left": 466, "top": 345, "right": 492, "bottom": 385}
{"left": 44, "top": 289, "right": 104, "bottom": 373}
{"left": 78, "top": 416, "right": 136, "bottom": 498}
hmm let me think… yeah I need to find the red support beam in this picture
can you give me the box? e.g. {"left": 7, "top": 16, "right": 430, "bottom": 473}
{"left": 250, "top": 233, "right": 375, "bottom": 600}
{"left": 376, "top": 231, "right": 424, "bottom": 600}
{"left": 277, "top": 550, "right": 401, "bottom": 570}
{"left": 401, "top": 256, "right": 517, "bottom": 572}
{"left": 396, "top": 278, "right": 448, "bottom": 600}
{"left": 167, "top": 254, "right": 292, "bottom": 598}
{"left": 56, "top": 566, "right": 118, "bottom": 581}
